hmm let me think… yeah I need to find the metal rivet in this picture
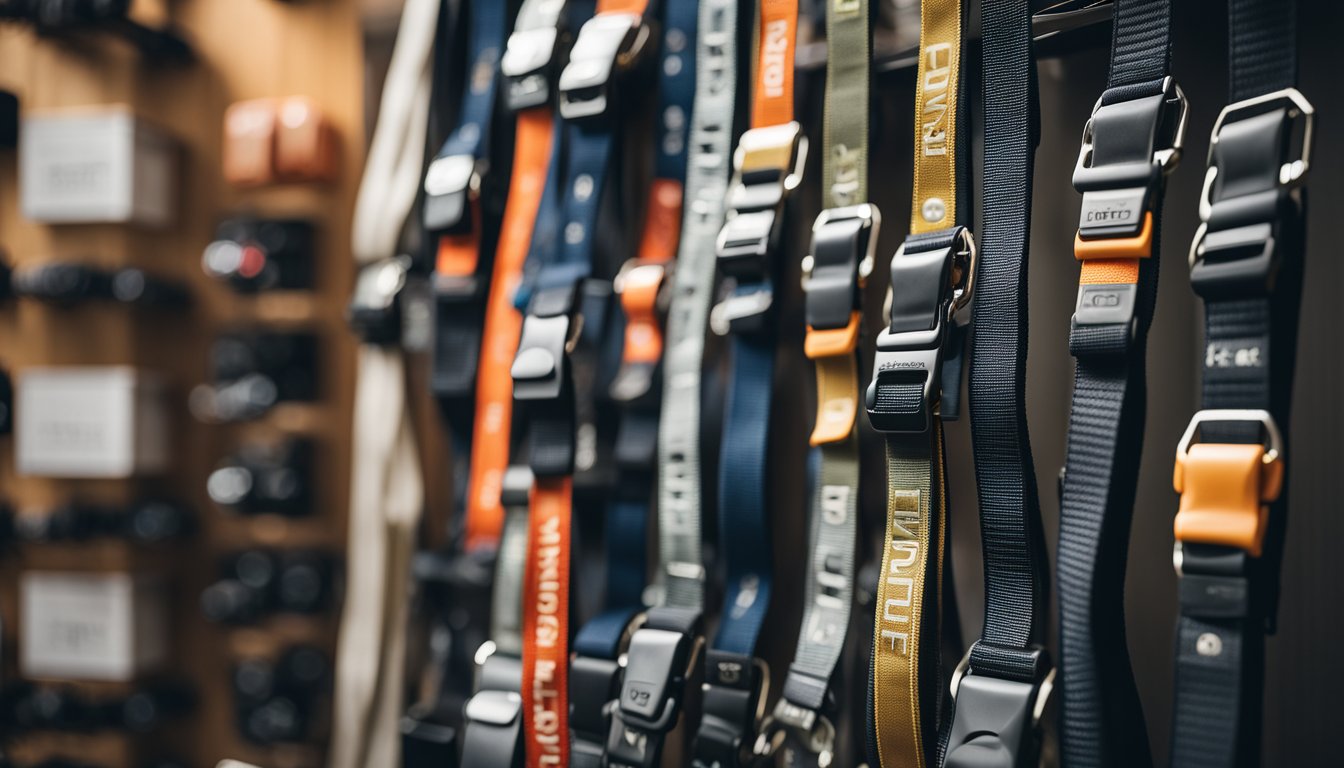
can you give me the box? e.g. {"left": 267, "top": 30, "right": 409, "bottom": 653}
{"left": 922, "top": 197, "right": 946, "bottom": 223}
{"left": 1196, "top": 632, "right": 1223, "bottom": 657}
{"left": 574, "top": 173, "right": 594, "bottom": 201}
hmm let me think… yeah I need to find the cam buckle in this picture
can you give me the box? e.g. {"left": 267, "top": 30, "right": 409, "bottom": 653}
{"left": 693, "top": 651, "right": 769, "bottom": 768}
{"left": 1172, "top": 409, "right": 1284, "bottom": 558}
{"left": 346, "top": 256, "right": 410, "bottom": 345}
{"left": 803, "top": 204, "right": 880, "bottom": 334}
{"left": 865, "top": 228, "right": 975, "bottom": 434}
{"left": 943, "top": 649, "right": 1055, "bottom": 768}
{"left": 501, "top": 4, "right": 565, "bottom": 112}
{"left": 1073, "top": 76, "right": 1188, "bottom": 240}
{"left": 424, "top": 153, "right": 485, "bottom": 235}
{"left": 606, "top": 626, "right": 700, "bottom": 767}
{"left": 558, "top": 12, "right": 653, "bottom": 120}
{"left": 1187, "top": 88, "right": 1314, "bottom": 299}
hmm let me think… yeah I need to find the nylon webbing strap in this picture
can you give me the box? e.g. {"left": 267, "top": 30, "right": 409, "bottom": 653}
{"left": 657, "top": 0, "right": 738, "bottom": 615}
{"left": 694, "top": 0, "right": 801, "bottom": 763}
{"left": 603, "top": 2, "right": 739, "bottom": 765}
{"left": 569, "top": 2, "right": 697, "bottom": 764}
{"left": 867, "top": 0, "right": 967, "bottom": 765}
{"left": 1057, "top": 2, "right": 1185, "bottom": 766}
{"left": 1169, "top": 1, "right": 1309, "bottom": 766}
{"left": 766, "top": 1, "right": 871, "bottom": 764}
{"left": 940, "top": 0, "right": 1051, "bottom": 765}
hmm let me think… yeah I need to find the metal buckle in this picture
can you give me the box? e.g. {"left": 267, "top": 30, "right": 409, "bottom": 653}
{"left": 865, "top": 228, "right": 976, "bottom": 434}
{"left": 1073, "top": 76, "right": 1188, "bottom": 239}
{"left": 424, "top": 153, "right": 485, "bottom": 235}
{"left": 606, "top": 626, "right": 702, "bottom": 767}
{"left": 752, "top": 698, "right": 836, "bottom": 767}
{"left": 943, "top": 649, "right": 1055, "bottom": 768}
{"left": 558, "top": 12, "right": 653, "bottom": 120}
{"left": 1176, "top": 408, "right": 1283, "bottom": 465}
{"left": 1187, "top": 88, "right": 1314, "bottom": 293}
{"left": 346, "top": 255, "right": 410, "bottom": 345}
{"left": 802, "top": 204, "right": 880, "bottom": 331}
{"left": 710, "top": 122, "right": 808, "bottom": 336}
{"left": 501, "top": 0, "right": 569, "bottom": 112}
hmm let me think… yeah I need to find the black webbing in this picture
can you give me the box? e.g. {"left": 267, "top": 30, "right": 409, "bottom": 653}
{"left": 1229, "top": 0, "right": 1296, "bottom": 101}
{"left": 966, "top": 0, "right": 1048, "bottom": 682}
{"left": 1058, "top": 3, "right": 1175, "bottom": 766}
{"left": 1108, "top": 0, "right": 1172, "bottom": 88}
{"left": 1170, "top": 2, "right": 1305, "bottom": 766}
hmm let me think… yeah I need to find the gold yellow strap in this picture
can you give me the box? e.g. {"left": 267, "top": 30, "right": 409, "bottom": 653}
{"left": 909, "top": 0, "right": 963, "bottom": 235}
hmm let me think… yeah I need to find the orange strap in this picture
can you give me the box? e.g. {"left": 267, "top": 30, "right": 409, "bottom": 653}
{"left": 462, "top": 109, "right": 555, "bottom": 549}
{"left": 751, "top": 0, "right": 798, "bottom": 128}
{"left": 522, "top": 476, "right": 572, "bottom": 768}
{"left": 1173, "top": 443, "right": 1283, "bottom": 557}
{"left": 620, "top": 178, "right": 682, "bottom": 365}
{"left": 598, "top": 0, "right": 648, "bottom": 14}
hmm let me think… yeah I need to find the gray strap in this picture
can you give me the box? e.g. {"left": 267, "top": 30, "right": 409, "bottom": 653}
{"left": 656, "top": 0, "right": 738, "bottom": 611}
{"left": 490, "top": 485, "right": 531, "bottom": 658}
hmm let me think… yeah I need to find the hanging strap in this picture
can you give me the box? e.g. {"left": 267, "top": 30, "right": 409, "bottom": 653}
{"left": 1057, "top": 1, "right": 1187, "bottom": 765}
{"left": 452, "top": 1, "right": 573, "bottom": 765}
{"left": 606, "top": 2, "right": 740, "bottom": 765}
{"left": 692, "top": 1, "right": 803, "bottom": 764}
{"left": 1169, "top": 1, "right": 1310, "bottom": 765}
{"left": 940, "top": 0, "right": 1052, "bottom": 766}
{"left": 568, "top": 1, "right": 697, "bottom": 764}
{"left": 515, "top": 1, "right": 648, "bottom": 765}
{"left": 865, "top": 0, "right": 971, "bottom": 765}
{"left": 330, "top": 0, "right": 438, "bottom": 766}
{"left": 757, "top": 2, "right": 873, "bottom": 765}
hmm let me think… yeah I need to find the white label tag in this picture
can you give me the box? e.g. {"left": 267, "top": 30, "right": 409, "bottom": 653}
{"left": 21, "top": 571, "right": 167, "bottom": 681}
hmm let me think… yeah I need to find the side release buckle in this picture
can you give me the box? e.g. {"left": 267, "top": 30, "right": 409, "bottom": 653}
{"left": 606, "top": 625, "right": 701, "bottom": 768}
{"left": 712, "top": 122, "right": 807, "bottom": 335}
{"left": 803, "top": 204, "right": 879, "bottom": 333}
{"left": 610, "top": 260, "right": 669, "bottom": 405}
{"left": 865, "top": 227, "right": 975, "bottom": 434}
{"left": 570, "top": 654, "right": 624, "bottom": 766}
{"left": 512, "top": 283, "right": 583, "bottom": 475}
{"left": 424, "top": 153, "right": 485, "bottom": 235}
{"left": 558, "top": 12, "right": 654, "bottom": 120}
{"left": 1188, "top": 88, "right": 1314, "bottom": 299}
{"left": 943, "top": 647, "right": 1055, "bottom": 768}
{"left": 692, "top": 651, "right": 768, "bottom": 768}
{"left": 501, "top": 0, "right": 569, "bottom": 111}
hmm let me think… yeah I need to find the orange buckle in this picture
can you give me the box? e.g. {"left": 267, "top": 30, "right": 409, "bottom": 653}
{"left": 617, "top": 261, "right": 666, "bottom": 365}
{"left": 804, "top": 312, "right": 860, "bottom": 360}
{"left": 1173, "top": 409, "right": 1284, "bottom": 557}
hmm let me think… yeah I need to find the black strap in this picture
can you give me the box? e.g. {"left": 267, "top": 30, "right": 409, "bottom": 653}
{"left": 1057, "top": 2, "right": 1183, "bottom": 766}
{"left": 941, "top": 0, "right": 1049, "bottom": 765}
{"left": 1170, "top": 2, "right": 1307, "bottom": 766}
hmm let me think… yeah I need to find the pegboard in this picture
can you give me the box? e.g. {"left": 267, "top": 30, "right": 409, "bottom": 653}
{"left": 0, "top": 1, "right": 367, "bottom": 765}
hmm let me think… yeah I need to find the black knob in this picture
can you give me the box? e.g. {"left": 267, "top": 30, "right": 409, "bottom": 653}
{"left": 207, "top": 440, "right": 312, "bottom": 517}
{"left": 276, "top": 550, "right": 334, "bottom": 614}
{"left": 202, "top": 550, "right": 276, "bottom": 623}
{"left": 105, "top": 682, "right": 194, "bottom": 732}
{"left": 123, "top": 499, "right": 194, "bottom": 543}
{"left": 195, "top": 332, "right": 318, "bottom": 422}
{"left": 276, "top": 645, "right": 330, "bottom": 696}
{"left": 242, "top": 695, "right": 307, "bottom": 744}
{"left": 232, "top": 657, "right": 277, "bottom": 707}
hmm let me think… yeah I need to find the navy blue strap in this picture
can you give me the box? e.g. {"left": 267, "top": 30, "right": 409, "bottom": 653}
{"left": 714, "top": 330, "right": 775, "bottom": 655}
{"left": 432, "top": 0, "right": 505, "bottom": 166}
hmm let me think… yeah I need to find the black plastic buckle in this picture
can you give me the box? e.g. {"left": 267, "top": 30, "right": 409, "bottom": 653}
{"left": 512, "top": 283, "right": 582, "bottom": 475}
{"left": 692, "top": 651, "right": 766, "bottom": 768}
{"left": 752, "top": 697, "right": 836, "bottom": 768}
{"left": 400, "top": 717, "right": 458, "bottom": 768}
{"left": 458, "top": 658, "right": 525, "bottom": 768}
{"left": 804, "top": 204, "right": 880, "bottom": 331}
{"left": 346, "top": 256, "right": 410, "bottom": 345}
{"left": 1072, "top": 76, "right": 1188, "bottom": 239}
{"left": 606, "top": 625, "right": 699, "bottom": 767}
{"left": 865, "top": 228, "right": 975, "bottom": 434}
{"left": 558, "top": 11, "right": 653, "bottom": 121}
{"left": 943, "top": 649, "right": 1055, "bottom": 768}
{"left": 1188, "top": 88, "right": 1314, "bottom": 300}
{"left": 570, "top": 655, "right": 624, "bottom": 766}
{"left": 711, "top": 122, "right": 807, "bottom": 336}
{"left": 500, "top": 0, "right": 569, "bottom": 111}
{"left": 424, "top": 153, "right": 485, "bottom": 236}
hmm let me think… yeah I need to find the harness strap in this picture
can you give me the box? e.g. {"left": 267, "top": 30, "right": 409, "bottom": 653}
{"left": 866, "top": 0, "right": 970, "bottom": 764}
{"left": 693, "top": 1, "right": 803, "bottom": 763}
{"left": 1170, "top": 1, "right": 1309, "bottom": 765}
{"left": 760, "top": 2, "right": 873, "bottom": 764}
{"left": 1057, "top": 2, "right": 1187, "bottom": 765}
{"left": 940, "top": 1, "right": 1052, "bottom": 766}
{"left": 330, "top": 0, "right": 439, "bottom": 765}
{"left": 606, "top": 3, "right": 742, "bottom": 764}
